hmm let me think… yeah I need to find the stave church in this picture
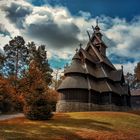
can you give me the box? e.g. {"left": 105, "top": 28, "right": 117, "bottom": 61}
{"left": 56, "top": 22, "right": 131, "bottom": 112}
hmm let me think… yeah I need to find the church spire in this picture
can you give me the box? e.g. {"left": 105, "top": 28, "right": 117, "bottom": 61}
{"left": 95, "top": 19, "right": 100, "bottom": 31}
{"left": 94, "top": 19, "right": 102, "bottom": 39}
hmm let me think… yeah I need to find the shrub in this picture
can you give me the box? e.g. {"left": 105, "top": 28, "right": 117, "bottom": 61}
{"left": 24, "top": 98, "right": 53, "bottom": 120}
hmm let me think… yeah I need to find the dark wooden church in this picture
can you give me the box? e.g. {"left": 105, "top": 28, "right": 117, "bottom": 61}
{"left": 57, "top": 23, "right": 131, "bottom": 112}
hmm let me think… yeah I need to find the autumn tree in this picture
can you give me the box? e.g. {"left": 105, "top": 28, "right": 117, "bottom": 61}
{"left": 0, "top": 76, "right": 19, "bottom": 113}
{"left": 27, "top": 42, "right": 53, "bottom": 85}
{"left": 135, "top": 62, "right": 140, "bottom": 81}
{"left": 0, "top": 77, "right": 10, "bottom": 112}
{"left": 1, "top": 37, "right": 55, "bottom": 115}
{"left": 21, "top": 61, "right": 53, "bottom": 120}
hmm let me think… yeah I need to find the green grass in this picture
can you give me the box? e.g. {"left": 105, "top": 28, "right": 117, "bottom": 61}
{"left": 0, "top": 112, "right": 140, "bottom": 140}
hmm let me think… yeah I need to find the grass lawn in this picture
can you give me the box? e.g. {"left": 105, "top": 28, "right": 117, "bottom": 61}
{"left": 0, "top": 112, "right": 140, "bottom": 140}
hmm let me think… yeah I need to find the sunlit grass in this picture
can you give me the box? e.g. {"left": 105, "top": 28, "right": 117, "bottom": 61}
{"left": 0, "top": 111, "right": 140, "bottom": 140}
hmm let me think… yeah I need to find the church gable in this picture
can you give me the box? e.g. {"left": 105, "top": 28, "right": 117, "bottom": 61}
{"left": 86, "top": 45, "right": 100, "bottom": 62}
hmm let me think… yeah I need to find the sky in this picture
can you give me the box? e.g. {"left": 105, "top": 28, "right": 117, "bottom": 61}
{"left": 0, "top": 0, "right": 140, "bottom": 74}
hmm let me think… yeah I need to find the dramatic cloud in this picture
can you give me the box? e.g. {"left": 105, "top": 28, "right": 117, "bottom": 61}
{"left": 0, "top": 0, "right": 140, "bottom": 73}
{"left": 22, "top": 5, "right": 89, "bottom": 49}
{"left": 1, "top": 0, "right": 32, "bottom": 29}
{"left": 103, "top": 17, "right": 140, "bottom": 60}
{"left": 114, "top": 61, "right": 138, "bottom": 74}
{"left": 0, "top": 23, "right": 10, "bottom": 36}
{"left": 24, "top": 22, "right": 80, "bottom": 48}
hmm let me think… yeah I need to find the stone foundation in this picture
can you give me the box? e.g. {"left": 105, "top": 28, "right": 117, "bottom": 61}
{"left": 131, "top": 106, "right": 140, "bottom": 111}
{"left": 56, "top": 101, "right": 130, "bottom": 112}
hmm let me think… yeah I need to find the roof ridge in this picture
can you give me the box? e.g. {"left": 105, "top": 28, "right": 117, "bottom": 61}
{"left": 101, "top": 66, "right": 108, "bottom": 77}
{"left": 90, "top": 42, "right": 103, "bottom": 61}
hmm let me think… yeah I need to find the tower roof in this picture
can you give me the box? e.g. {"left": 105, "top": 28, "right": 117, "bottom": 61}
{"left": 95, "top": 19, "right": 100, "bottom": 32}
{"left": 57, "top": 24, "right": 129, "bottom": 96}
{"left": 64, "top": 58, "right": 86, "bottom": 75}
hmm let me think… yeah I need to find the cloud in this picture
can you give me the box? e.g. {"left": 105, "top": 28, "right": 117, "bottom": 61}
{"left": 1, "top": 1, "right": 32, "bottom": 29}
{"left": 0, "top": 23, "right": 10, "bottom": 36}
{"left": 114, "top": 61, "right": 138, "bottom": 74}
{"left": 0, "top": 34, "right": 11, "bottom": 49}
{"left": 0, "top": 1, "right": 93, "bottom": 51}
{"left": 22, "top": 6, "right": 88, "bottom": 49}
{"left": 108, "top": 54, "right": 136, "bottom": 64}
{"left": 79, "top": 11, "right": 91, "bottom": 20}
{"left": 0, "top": 0, "right": 140, "bottom": 74}
{"left": 102, "top": 17, "right": 140, "bottom": 61}
{"left": 24, "top": 21, "right": 80, "bottom": 48}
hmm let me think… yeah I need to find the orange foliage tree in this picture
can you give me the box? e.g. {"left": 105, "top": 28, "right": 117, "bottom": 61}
{"left": 0, "top": 76, "right": 23, "bottom": 113}
{"left": 0, "top": 37, "right": 58, "bottom": 116}
{"left": 19, "top": 61, "right": 57, "bottom": 120}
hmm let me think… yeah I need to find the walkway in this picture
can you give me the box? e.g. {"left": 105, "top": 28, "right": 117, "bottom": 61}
{"left": 0, "top": 113, "right": 24, "bottom": 121}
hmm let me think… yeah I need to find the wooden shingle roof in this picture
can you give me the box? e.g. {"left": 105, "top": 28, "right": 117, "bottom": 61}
{"left": 109, "top": 69, "right": 123, "bottom": 82}
{"left": 80, "top": 48, "right": 97, "bottom": 63}
{"left": 57, "top": 76, "right": 88, "bottom": 90}
{"left": 89, "top": 80, "right": 126, "bottom": 95}
{"left": 86, "top": 64, "right": 107, "bottom": 78}
{"left": 72, "top": 52, "right": 81, "bottom": 60}
{"left": 64, "top": 59, "right": 86, "bottom": 74}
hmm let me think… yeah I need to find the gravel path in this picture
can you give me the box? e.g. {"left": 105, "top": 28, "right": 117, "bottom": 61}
{"left": 0, "top": 113, "right": 24, "bottom": 121}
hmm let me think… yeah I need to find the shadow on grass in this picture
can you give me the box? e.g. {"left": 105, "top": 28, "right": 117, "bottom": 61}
{"left": 48, "top": 113, "right": 114, "bottom": 132}
{"left": 0, "top": 113, "right": 114, "bottom": 140}
{"left": 0, "top": 125, "right": 87, "bottom": 140}
{"left": 127, "top": 110, "right": 140, "bottom": 116}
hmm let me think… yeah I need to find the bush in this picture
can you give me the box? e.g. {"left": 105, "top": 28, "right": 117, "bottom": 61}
{"left": 0, "top": 99, "right": 13, "bottom": 113}
{"left": 23, "top": 98, "right": 53, "bottom": 120}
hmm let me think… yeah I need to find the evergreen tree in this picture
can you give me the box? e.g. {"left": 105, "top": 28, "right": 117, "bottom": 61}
{"left": 0, "top": 53, "right": 5, "bottom": 75}
{"left": 27, "top": 42, "right": 53, "bottom": 85}
{"left": 3, "top": 36, "right": 29, "bottom": 78}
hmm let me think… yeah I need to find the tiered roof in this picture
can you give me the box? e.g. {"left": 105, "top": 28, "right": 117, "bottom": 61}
{"left": 58, "top": 23, "right": 129, "bottom": 96}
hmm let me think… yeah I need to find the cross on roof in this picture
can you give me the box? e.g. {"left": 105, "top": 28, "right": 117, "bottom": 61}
{"left": 75, "top": 48, "right": 78, "bottom": 53}
{"left": 79, "top": 43, "right": 83, "bottom": 48}
{"left": 96, "top": 18, "right": 98, "bottom": 26}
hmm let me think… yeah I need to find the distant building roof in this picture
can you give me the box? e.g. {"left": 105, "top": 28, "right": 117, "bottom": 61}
{"left": 131, "top": 89, "right": 140, "bottom": 96}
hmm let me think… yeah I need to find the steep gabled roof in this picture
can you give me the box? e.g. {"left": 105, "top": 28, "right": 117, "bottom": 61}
{"left": 79, "top": 48, "right": 97, "bottom": 63}
{"left": 86, "top": 64, "right": 107, "bottom": 78}
{"left": 64, "top": 59, "right": 86, "bottom": 74}
{"left": 57, "top": 24, "right": 130, "bottom": 97}
{"left": 89, "top": 80, "right": 126, "bottom": 95}
{"left": 94, "top": 34, "right": 108, "bottom": 48}
{"left": 108, "top": 82, "right": 126, "bottom": 95}
{"left": 89, "top": 80, "right": 110, "bottom": 92}
{"left": 72, "top": 52, "right": 81, "bottom": 60}
{"left": 57, "top": 76, "right": 88, "bottom": 90}
{"left": 85, "top": 39, "right": 115, "bottom": 70}
{"left": 109, "top": 69, "right": 123, "bottom": 82}
{"left": 100, "top": 55, "right": 116, "bottom": 70}
{"left": 90, "top": 43, "right": 115, "bottom": 69}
